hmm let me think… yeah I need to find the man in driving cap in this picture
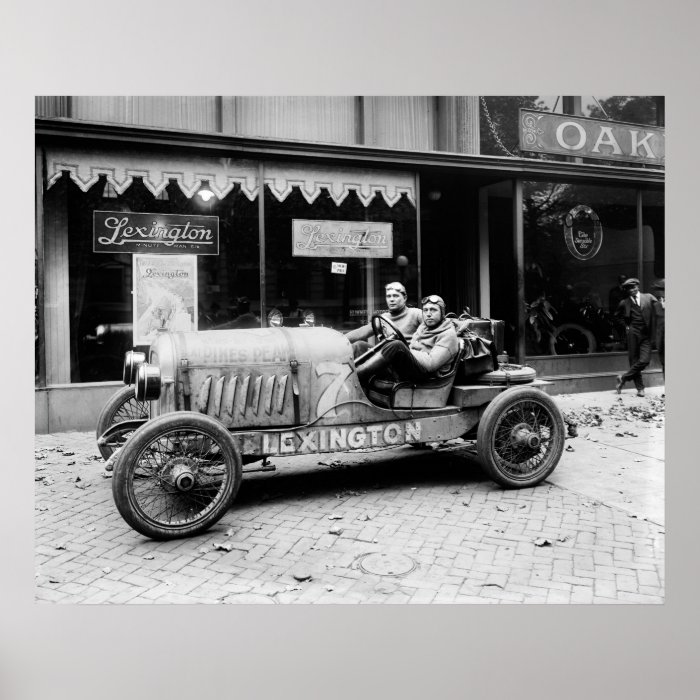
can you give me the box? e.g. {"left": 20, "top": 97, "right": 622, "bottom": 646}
{"left": 346, "top": 281, "right": 423, "bottom": 357}
{"left": 355, "top": 294, "right": 459, "bottom": 385}
{"left": 614, "top": 278, "right": 658, "bottom": 397}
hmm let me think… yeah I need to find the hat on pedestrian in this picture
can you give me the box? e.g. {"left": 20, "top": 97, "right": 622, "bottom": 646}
{"left": 385, "top": 281, "right": 407, "bottom": 297}
{"left": 622, "top": 278, "right": 640, "bottom": 288}
{"left": 652, "top": 278, "right": 665, "bottom": 290}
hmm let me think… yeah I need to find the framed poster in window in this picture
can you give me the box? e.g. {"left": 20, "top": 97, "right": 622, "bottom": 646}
{"left": 133, "top": 255, "right": 198, "bottom": 345}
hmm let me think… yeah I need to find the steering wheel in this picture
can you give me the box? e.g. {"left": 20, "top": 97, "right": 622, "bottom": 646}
{"left": 355, "top": 315, "right": 409, "bottom": 369}
{"left": 371, "top": 314, "right": 409, "bottom": 346}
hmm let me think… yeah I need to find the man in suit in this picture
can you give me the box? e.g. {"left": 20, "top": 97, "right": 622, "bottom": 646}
{"left": 652, "top": 279, "right": 665, "bottom": 377}
{"left": 615, "top": 278, "right": 657, "bottom": 397}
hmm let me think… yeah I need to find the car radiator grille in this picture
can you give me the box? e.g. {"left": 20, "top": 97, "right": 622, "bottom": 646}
{"left": 189, "top": 367, "right": 304, "bottom": 427}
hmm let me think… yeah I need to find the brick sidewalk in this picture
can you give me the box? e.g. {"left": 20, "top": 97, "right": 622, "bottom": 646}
{"left": 34, "top": 398, "right": 665, "bottom": 604}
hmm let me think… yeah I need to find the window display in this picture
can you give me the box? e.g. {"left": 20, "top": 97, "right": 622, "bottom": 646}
{"left": 55, "top": 174, "right": 259, "bottom": 382}
{"left": 263, "top": 185, "right": 418, "bottom": 331}
{"left": 523, "top": 181, "right": 638, "bottom": 356}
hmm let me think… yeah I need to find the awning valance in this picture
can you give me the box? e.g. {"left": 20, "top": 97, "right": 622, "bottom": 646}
{"left": 44, "top": 147, "right": 416, "bottom": 208}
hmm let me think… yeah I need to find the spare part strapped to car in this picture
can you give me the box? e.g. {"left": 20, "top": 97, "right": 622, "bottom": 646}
{"left": 451, "top": 312, "right": 505, "bottom": 354}
{"left": 476, "top": 363, "right": 537, "bottom": 385}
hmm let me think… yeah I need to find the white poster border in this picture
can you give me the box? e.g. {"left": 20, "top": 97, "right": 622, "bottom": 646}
{"left": 132, "top": 254, "right": 198, "bottom": 345}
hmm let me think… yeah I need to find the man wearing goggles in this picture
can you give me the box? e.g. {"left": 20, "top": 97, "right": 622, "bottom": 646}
{"left": 356, "top": 294, "right": 459, "bottom": 385}
{"left": 346, "top": 281, "right": 423, "bottom": 357}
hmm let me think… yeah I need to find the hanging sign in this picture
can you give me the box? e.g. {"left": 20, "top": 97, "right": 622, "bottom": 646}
{"left": 519, "top": 109, "right": 665, "bottom": 166}
{"left": 292, "top": 219, "right": 393, "bottom": 258}
{"left": 331, "top": 262, "right": 348, "bottom": 274}
{"left": 94, "top": 211, "right": 219, "bottom": 254}
{"left": 133, "top": 255, "right": 198, "bottom": 345}
{"left": 564, "top": 205, "right": 603, "bottom": 260}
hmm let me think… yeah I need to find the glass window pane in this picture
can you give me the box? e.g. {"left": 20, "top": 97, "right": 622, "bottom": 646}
{"left": 642, "top": 189, "right": 664, "bottom": 285}
{"left": 35, "top": 250, "right": 41, "bottom": 387}
{"left": 63, "top": 175, "right": 259, "bottom": 382}
{"left": 523, "top": 181, "right": 638, "bottom": 356}
{"left": 263, "top": 186, "right": 418, "bottom": 331}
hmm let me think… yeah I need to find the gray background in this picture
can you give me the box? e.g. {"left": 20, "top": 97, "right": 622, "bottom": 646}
{"left": 2, "top": 0, "right": 698, "bottom": 698}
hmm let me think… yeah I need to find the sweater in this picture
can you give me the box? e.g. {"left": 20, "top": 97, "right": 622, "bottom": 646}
{"left": 346, "top": 306, "right": 423, "bottom": 343}
{"left": 409, "top": 318, "right": 460, "bottom": 374}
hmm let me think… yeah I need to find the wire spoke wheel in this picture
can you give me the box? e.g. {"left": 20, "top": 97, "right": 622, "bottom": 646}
{"left": 113, "top": 396, "right": 149, "bottom": 422}
{"left": 112, "top": 413, "right": 241, "bottom": 539}
{"left": 477, "top": 387, "right": 565, "bottom": 488}
{"left": 96, "top": 385, "right": 150, "bottom": 460}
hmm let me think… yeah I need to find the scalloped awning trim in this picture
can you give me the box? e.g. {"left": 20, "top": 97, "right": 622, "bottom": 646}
{"left": 44, "top": 147, "right": 416, "bottom": 208}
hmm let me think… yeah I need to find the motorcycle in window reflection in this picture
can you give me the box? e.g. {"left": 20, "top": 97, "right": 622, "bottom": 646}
{"left": 526, "top": 294, "right": 626, "bottom": 355}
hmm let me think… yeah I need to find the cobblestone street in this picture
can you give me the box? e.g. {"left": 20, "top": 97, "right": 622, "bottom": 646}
{"left": 34, "top": 389, "right": 665, "bottom": 604}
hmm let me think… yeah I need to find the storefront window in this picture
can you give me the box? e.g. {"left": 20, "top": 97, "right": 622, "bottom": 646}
{"left": 35, "top": 250, "right": 41, "bottom": 386}
{"left": 57, "top": 174, "right": 258, "bottom": 383}
{"left": 642, "top": 188, "right": 664, "bottom": 286}
{"left": 167, "top": 184, "right": 260, "bottom": 332}
{"left": 523, "top": 181, "right": 639, "bottom": 356}
{"left": 263, "top": 185, "right": 418, "bottom": 331}
{"left": 58, "top": 175, "right": 133, "bottom": 383}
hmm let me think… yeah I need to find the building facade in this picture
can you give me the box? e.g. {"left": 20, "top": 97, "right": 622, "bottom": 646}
{"left": 35, "top": 96, "right": 664, "bottom": 432}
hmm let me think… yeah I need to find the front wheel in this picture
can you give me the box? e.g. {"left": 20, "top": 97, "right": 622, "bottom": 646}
{"left": 477, "top": 387, "right": 565, "bottom": 488}
{"left": 112, "top": 412, "right": 242, "bottom": 539}
{"left": 96, "top": 385, "right": 150, "bottom": 460}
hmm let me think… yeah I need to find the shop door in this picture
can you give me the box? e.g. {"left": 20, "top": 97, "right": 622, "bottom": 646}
{"left": 419, "top": 175, "right": 481, "bottom": 318}
{"left": 478, "top": 180, "right": 518, "bottom": 355}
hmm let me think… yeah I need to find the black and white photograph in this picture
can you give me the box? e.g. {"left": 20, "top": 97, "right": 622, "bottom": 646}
{"left": 33, "top": 94, "right": 667, "bottom": 605}
{"left": 4, "top": 1, "right": 700, "bottom": 699}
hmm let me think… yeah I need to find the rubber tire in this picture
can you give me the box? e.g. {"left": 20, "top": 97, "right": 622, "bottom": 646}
{"left": 112, "top": 412, "right": 242, "bottom": 540}
{"left": 476, "top": 386, "right": 565, "bottom": 489}
{"left": 551, "top": 323, "right": 597, "bottom": 355}
{"left": 476, "top": 364, "right": 536, "bottom": 385}
{"left": 95, "top": 385, "right": 150, "bottom": 460}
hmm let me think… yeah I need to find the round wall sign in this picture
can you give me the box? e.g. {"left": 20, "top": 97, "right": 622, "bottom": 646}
{"left": 563, "top": 205, "right": 603, "bottom": 260}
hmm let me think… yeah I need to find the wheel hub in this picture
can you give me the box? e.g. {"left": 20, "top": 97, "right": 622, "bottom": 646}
{"left": 162, "top": 456, "right": 198, "bottom": 492}
{"left": 510, "top": 422, "right": 541, "bottom": 450}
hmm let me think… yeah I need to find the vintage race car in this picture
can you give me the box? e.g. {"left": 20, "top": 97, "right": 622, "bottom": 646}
{"left": 98, "top": 320, "right": 566, "bottom": 540}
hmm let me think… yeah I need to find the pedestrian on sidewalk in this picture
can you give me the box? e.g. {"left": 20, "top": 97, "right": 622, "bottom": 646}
{"left": 614, "top": 278, "right": 657, "bottom": 397}
{"left": 652, "top": 278, "right": 665, "bottom": 377}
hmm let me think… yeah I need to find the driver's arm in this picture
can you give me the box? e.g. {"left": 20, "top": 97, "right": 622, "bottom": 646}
{"left": 345, "top": 323, "right": 373, "bottom": 343}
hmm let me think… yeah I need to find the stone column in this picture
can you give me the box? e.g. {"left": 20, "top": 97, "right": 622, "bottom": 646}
{"left": 437, "top": 96, "right": 480, "bottom": 154}
{"left": 42, "top": 178, "right": 72, "bottom": 384}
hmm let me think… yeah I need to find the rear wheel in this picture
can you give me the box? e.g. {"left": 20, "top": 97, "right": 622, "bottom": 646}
{"left": 112, "top": 412, "right": 242, "bottom": 540}
{"left": 95, "top": 385, "right": 150, "bottom": 460}
{"left": 477, "top": 387, "right": 565, "bottom": 488}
